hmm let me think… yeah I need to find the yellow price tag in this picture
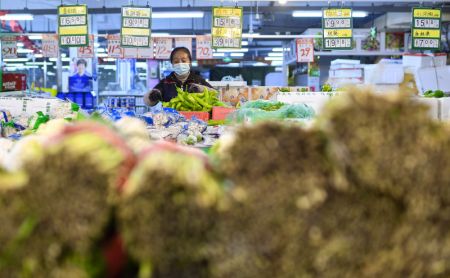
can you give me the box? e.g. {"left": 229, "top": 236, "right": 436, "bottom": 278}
{"left": 122, "top": 7, "right": 151, "bottom": 18}
{"left": 323, "top": 9, "right": 352, "bottom": 18}
{"left": 212, "top": 27, "right": 242, "bottom": 38}
{"left": 59, "top": 5, "right": 86, "bottom": 15}
{"left": 121, "top": 28, "right": 150, "bottom": 36}
{"left": 413, "top": 29, "right": 441, "bottom": 38}
{"left": 323, "top": 29, "right": 352, "bottom": 38}
{"left": 413, "top": 9, "right": 441, "bottom": 19}
{"left": 59, "top": 25, "right": 88, "bottom": 35}
{"left": 213, "top": 8, "right": 242, "bottom": 17}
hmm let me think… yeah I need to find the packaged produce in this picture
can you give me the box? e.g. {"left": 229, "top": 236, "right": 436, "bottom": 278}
{"left": 163, "top": 87, "right": 226, "bottom": 112}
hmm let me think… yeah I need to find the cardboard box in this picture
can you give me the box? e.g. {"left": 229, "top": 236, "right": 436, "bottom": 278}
{"left": 220, "top": 87, "right": 250, "bottom": 107}
{"left": 212, "top": 106, "right": 236, "bottom": 120}
{"left": 179, "top": 111, "right": 210, "bottom": 122}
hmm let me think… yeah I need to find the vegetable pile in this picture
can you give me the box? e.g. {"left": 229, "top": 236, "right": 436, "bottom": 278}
{"left": 423, "top": 89, "right": 445, "bottom": 98}
{"left": 163, "top": 87, "right": 226, "bottom": 112}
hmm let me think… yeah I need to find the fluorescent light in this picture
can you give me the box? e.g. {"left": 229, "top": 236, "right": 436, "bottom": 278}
{"left": 5, "top": 63, "right": 24, "bottom": 67}
{"left": 241, "top": 41, "right": 249, "bottom": 46}
{"left": 102, "top": 58, "right": 116, "bottom": 62}
{"left": 97, "top": 53, "right": 108, "bottom": 58}
{"left": 4, "top": 58, "right": 29, "bottom": 62}
{"left": 265, "top": 56, "right": 283, "bottom": 61}
{"left": 17, "top": 42, "right": 24, "bottom": 47}
{"left": 292, "top": 10, "right": 368, "bottom": 18}
{"left": 230, "top": 53, "right": 245, "bottom": 57}
{"left": 49, "top": 57, "right": 71, "bottom": 62}
{"left": 253, "top": 62, "right": 269, "bottom": 66}
{"left": 28, "top": 34, "right": 43, "bottom": 40}
{"left": 272, "top": 47, "right": 291, "bottom": 52}
{"left": 94, "top": 43, "right": 100, "bottom": 48}
{"left": 25, "top": 66, "right": 39, "bottom": 69}
{"left": 192, "top": 61, "right": 198, "bottom": 67}
{"left": 242, "top": 33, "right": 260, "bottom": 38}
{"left": 136, "top": 62, "right": 147, "bottom": 68}
{"left": 26, "top": 62, "right": 53, "bottom": 66}
{"left": 0, "top": 14, "right": 34, "bottom": 21}
{"left": 271, "top": 61, "right": 283, "bottom": 66}
{"left": 268, "top": 52, "right": 283, "bottom": 57}
{"left": 98, "top": 65, "right": 117, "bottom": 70}
{"left": 275, "top": 67, "right": 283, "bottom": 71}
{"left": 279, "top": 0, "right": 288, "bottom": 4}
{"left": 226, "top": 63, "right": 240, "bottom": 67}
{"left": 151, "top": 32, "right": 171, "bottom": 37}
{"left": 97, "top": 48, "right": 106, "bottom": 53}
{"left": 153, "top": 11, "right": 204, "bottom": 18}
{"left": 17, "top": 48, "right": 33, "bottom": 54}
{"left": 213, "top": 53, "right": 225, "bottom": 57}
{"left": 61, "top": 53, "right": 67, "bottom": 57}
{"left": 34, "top": 54, "right": 43, "bottom": 58}
{"left": 217, "top": 48, "right": 248, "bottom": 53}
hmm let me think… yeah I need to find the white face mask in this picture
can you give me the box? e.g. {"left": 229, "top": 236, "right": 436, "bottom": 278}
{"left": 173, "top": 63, "right": 190, "bottom": 76}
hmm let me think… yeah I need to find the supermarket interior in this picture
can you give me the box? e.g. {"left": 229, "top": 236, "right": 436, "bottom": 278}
{"left": 1, "top": 0, "right": 450, "bottom": 277}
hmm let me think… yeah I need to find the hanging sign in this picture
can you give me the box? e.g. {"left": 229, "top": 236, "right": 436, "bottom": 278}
{"left": 154, "top": 37, "right": 172, "bottom": 59}
{"left": 1, "top": 36, "right": 18, "bottom": 59}
{"left": 175, "top": 37, "right": 193, "bottom": 54}
{"left": 121, "top": 6, "right": 152, "bottom": 48}
{"left": 296, "top": 38, "right": 314, "bottom": 63}
{"left": 58, "top": 5, "right": 89, "bottom": 47}
{"left": 107, "top": 34, "right": 124, "bottom": 58}
{"left": 322, "top": 8, "right": 353, "bottom": 50}
{"left": 42, "top": 34, "right": 59, "bottom": 58}
{"left": 411, "top": 7, "right": 441, "bottom": 50}
{"left": 196, "top": 35, "right": 213, "bottom": 59}
{"left": 211, "top": 7, "right": 243, "bottom": 49}
{"left": 77, "top": 35, "right": 94, "bottom": 58}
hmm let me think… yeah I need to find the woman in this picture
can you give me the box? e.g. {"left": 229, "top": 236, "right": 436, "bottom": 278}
{"left": 144, "top": 47, "right": 214, "bottom": 107}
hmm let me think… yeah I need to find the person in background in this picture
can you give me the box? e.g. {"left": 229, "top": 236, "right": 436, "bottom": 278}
{"left": 143, "top": 47, "right": 214, "bottom": 106}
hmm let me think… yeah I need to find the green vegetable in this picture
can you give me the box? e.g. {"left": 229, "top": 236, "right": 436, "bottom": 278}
{"left": 163, "top": 87, "right": 228, "bottom": 112}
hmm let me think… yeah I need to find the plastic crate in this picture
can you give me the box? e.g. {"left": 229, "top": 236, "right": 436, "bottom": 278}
{"left": 179, "top": 111, "right": 210, "bottom": 122}
{"left": 212, "top": 106, "right": 236, "bottom": 120}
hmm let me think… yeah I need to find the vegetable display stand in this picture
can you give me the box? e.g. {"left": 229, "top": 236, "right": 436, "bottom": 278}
{"left": 212, "top": 106, "right": 236, "bottom": 120}
{"left": 179, "top": 111, "right": 210, "bottom": 122}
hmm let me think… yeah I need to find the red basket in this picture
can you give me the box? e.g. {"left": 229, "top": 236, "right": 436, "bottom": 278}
{"left": 212, "top": 106, "right": 236, "bottom": 120}
{"left": 179, "top": 111, "right": 210, "bottom": 121}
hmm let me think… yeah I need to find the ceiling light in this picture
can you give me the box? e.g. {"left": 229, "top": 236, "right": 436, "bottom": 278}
{"left": 97, "top": 53, "right": 108, "bottom": 58}
{"left": 17, "top": 48, "right": 34, "bottom": 54}
{"left": 151, "top": 33, "right": 171, "bottom": 37}
{"left": 253, "top": 62, "right": 269, "bottom": 66}
{"left": 271, "top": 61, "right": 283, "bottom": 66}
{"left": 0, "top": 14, "right": 34, "bottom": 21}
{"left": 217, "top": 48, "right": 248, "bottom": 53}
{"left": 4, "top": 58, "right": 29, "bottom": 62}
{"left": 241, "top": 41, "right": 249, "bottom": 46}
{"left": 230, "top": 53, "right": 245, "bottom": 57}
{"left": 102, "top": 58, "right": 117, "bottom": 62}
{"left": 97, "top": 48, "right": 106, "bottom": 53}
{"left": 275, "top": 67, "right": 283, "bottom": 71}
{"left": 34, "top": 54, "right": 43, "bottom": 58}
{"left": 279, "top": 0, "right": 288, "bottom": 4}
{"left": 272, "top": 47, "right": 291, "bottom": 52}
{"left": 242, "top": 33, "right": 260, "bottom": 38}
{"left": 265, "top": 56, "right": 283, "bottom": 61}
{"left": 213, "top": 53, "right": 225, "bottom": 57}
{"left": 17, "top": 42, "right": 24, "bottom": 47}
{"left": 268, "top": 52, "right": 283, "bottom": 57}
{"left": 292, "top": 10, "right": 368, "bottom": 18}
{"left": 153, "top": 11, "right": 204, "bottom": 19}
{"left": 28, "top": 35, "right": 43, "bottom": 40}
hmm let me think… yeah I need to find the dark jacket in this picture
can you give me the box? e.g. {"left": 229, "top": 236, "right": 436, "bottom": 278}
{"left": 153, "top": 71, "right": 213, "bottom": 102}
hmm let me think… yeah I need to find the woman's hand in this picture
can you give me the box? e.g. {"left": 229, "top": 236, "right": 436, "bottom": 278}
{"left": 187, "top": 83, "right": 206, "bottom": 93}
{"left": 143, "top": 89, "right": 162, "bottom": 106}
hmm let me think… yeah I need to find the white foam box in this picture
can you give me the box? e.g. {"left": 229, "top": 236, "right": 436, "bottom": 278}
{"left": 416, "top": 66, "right": 450, "bottom": 94}
{"left": 364, "top": 64, "right": 404, "bottom": 85}
{"left": 403, "top": 53, "right": 447, "bottom": 68}
{"left": 414, "top": 97, "right": 439, "bottom": 120}
{"left": 438, "top": 98, "right": 450, "bottom": 121}
{"left": 329, "top": 68, "right": 363, "bottom": 78}
{"left": 331, "top": 59, "right": 361, "bottom": 65}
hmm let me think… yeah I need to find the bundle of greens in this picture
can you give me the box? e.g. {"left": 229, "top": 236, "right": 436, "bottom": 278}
{"left": 118, "top": 142, "right": 223, "bottom": 278}
{"left": 423, "top": 89, "right": 445, "bottom": 98}
{"left": 163, "top": 87, "right": 226, "bottom": 112}
{"left": 0, "top": 121, "right": 136, "bottom": 276}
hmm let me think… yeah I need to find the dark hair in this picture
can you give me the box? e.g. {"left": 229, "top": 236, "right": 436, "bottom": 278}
{"left": 77, "top": 59, "right": 87, "bottom": 66}
{"left": 170, "top": 47, "right": 192, "bottom": 63}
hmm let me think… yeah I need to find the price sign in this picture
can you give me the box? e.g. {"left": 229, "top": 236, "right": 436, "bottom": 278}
{"left": 196, "top": 35, "right": 213, "bottom": 59}
{"left": 107, "top": 34, "right": 124, "bottom": 58}
{"left": 58, "top": 5, "right": 88, "bottom": 47}
{"left": 175, "top": 38, "right": 193, "bottom": 55}
{"left": 212, "top": 7, "right": 243, "bottom": 49}
{"left": 322, "top": 8, "right": 353, "bottom": 50}
{"left": 42, "top": 34, "right": 59, "bottom": 58}
{"left": 154, "top": 37, "right": 172, "bottom": 59}
{"left": 296, "top": 38, "right": 314, "bottom": 63}
{"left": 1, "top": 36, "right": 18, "bottom": 59}
{"left": 412, "top": 7, "right": 441, "bottom": 50}
{"left": 137, "top": 41, "right": 154, "bottom": 59}
{"left": 121, "top": 6, "right": 152, "bottom": 48}
{"left": 77, "top": 35, "right": 94, "bottom": 58}
{"left": 123, "top": 48, "right": 138, "bottom": 59}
